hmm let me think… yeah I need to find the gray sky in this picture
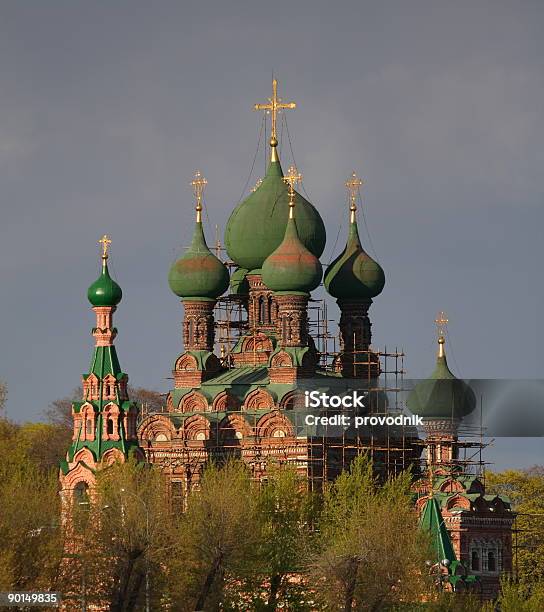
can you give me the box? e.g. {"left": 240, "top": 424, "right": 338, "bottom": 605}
{"left": 1, "top": 0, "right": 543, "bottom": 470}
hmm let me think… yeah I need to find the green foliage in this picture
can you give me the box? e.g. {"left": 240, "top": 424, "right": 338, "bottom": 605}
{"left": 168, "top": 459, "right": 260, "bottom": 611}
{"left": 311, "top": 454, "right": 433, "bottom": 611}
{"left": 227, "top": 462, "right": 319, "bottom": 610}
{"left": 496, "top": 578, "right": 544, "bottom": 612}
{"left": 61, "top": 457, "right": 176, "bottom": 611}
{"left": 486, "top": 467, "right": 544, "bottom": 582}
{"left": 0, "top": 417, "right": 63, "bottom": 593}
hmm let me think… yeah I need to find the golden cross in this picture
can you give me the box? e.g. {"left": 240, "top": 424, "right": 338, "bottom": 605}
{"left": 98, "top": 234, "right": 111, "bottom": 260}
{"left": 191, "top": 171, "right": 207, "bottom": 222}
{"left": 346, "top": 172, "right": 365, "bottom": 224}
{"left": 254, "top": 79, "right": 296, "bottom": 145}
{"left": 435, "top": 311, "right": 449, "bottom": 338}
{"left": 283, "top": 165, "right": 302, "bottom": 218}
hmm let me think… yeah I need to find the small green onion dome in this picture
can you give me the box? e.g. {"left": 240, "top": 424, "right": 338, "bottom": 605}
{"left": 224, "top": 159, "right": 326, "bottom": 271}
{"left": 168, "top": 221, "right": 229, "bottom": 300}
{"left": 88, "top": 259, "right": 122, "bottom": 307}
{"left": 324, "top": 219, "right": 385, "bottom": 299}
{"left": 407, "top": 338, "right": 476, "bottom": 420}
{"left": 261, "top": 217, "right": 322, "bottom": 294}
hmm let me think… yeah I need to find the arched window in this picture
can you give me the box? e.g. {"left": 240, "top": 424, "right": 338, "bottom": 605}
{"left": 86, "top": 418, "right": 93, "bottom": 436}
{"left": 259, "top": 296, "right": 266, "bottom": 324}
{"left": 188, "top": 319, "right": 195, "bottom": 345}
{"left": 107, "top": 418, "right": 114, "bottom": 435}
{"left": 471, "top": 550, "right": 480, "bottom": 571}
{"left": 488, "top": 551, "right": 496, "bottom": 572}
{"left": 74, "top": 481, "right": 89, "bottom": 503}
{"left": 282, "top": 315, "right": 289, "bottom": 341}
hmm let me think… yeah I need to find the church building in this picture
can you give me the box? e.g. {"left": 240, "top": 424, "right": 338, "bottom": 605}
{"left": 59, "top": 80, "right": 514, "bottom": 598}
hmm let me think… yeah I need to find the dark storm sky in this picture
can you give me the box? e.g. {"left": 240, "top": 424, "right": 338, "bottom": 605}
{"left": 1, "top": 1, "right": 543, "bottom": 469}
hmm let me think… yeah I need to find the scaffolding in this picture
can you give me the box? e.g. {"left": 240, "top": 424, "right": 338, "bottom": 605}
{"left": 143, "top": 251, "right": 490, "bottom": 490}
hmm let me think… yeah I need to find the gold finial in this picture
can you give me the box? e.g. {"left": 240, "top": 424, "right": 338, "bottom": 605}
{"left": 283, "top": 165, "right": 302, "bottom": 219}
{"left": 191, "top": 171, "right": 207, "bottom": 223}
{"left": 98, "top": 234, "right": 112, "bottom": 261}
{"left": 346, "top": 172, "right": 364, "bottom": 224}
{"left": 435, "top": 311, "right": 448, "bottom": 357}
{"left": 254, "top": 78, "right": 296, "bottom": 162}
{"left": 251, "top": 178, "right": 263, "bottom": 192}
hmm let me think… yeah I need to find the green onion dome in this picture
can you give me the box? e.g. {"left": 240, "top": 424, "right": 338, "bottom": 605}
{"left": 324, "top": 217, "right": 385, "bottom": 300}
{"left": 407, "top": 337, "right": 476, "bottom": 420}
{"left": 168, "top": 221, "right": 229, "bottom": 300}
{"left": 261, "top": 216, "right": 322, "bottom": 294}
{"left": 224, "top": 158, "right": 326, "bottom": 271}
{"left": 88, "top": 259, "right": 122, "bottom": 307}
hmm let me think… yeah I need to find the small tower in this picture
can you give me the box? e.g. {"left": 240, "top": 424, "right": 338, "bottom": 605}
{"left": 168, "top": 172, "right": 229, "bottom": 388}
{"left": 409, "top": 315, "right": 514, "bottom": 598}
{"left": 59, "top": 236, "right": 141, "bottom": 505}
{"left": 262, "top": 165, "right": 322, "bottom": 382}
{"left": 408, "top": 312, "right": 476, "bottom": 466}
{"left": 324, "top": 173, "right": 385, "bottom": 378}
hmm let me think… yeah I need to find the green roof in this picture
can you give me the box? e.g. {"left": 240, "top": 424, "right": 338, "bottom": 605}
{"left": 168, "top": 221, "right": 229, "bottom": 300}
{"left": 420, "top": 497, "right": 456, "bottom": 564}
{"left": 407, "top": 344, "right": 476, "bottom": 420}
{"left": 87, "top": 345, "right": 124, "bottom": 379}
{"left": 87, "top": 259, "right": 122, "bottom": 307}
{"left": 262, "top": 217, "right": 322, "bottom": 293}
{"left": 224, "top": 157, "right": 326, "bottom": 270}
{"left": 324, "top": 218, "right": 385, "bottom": 300}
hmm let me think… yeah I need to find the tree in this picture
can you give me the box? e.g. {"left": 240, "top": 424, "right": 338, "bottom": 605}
{"left": 253, "top": 464, "right": 317, "bottom": 611}
{"left": 0, "top": 418, "right": 64, "bottom": 593}
{"left": 60, "top": 458, "right": 176, "bottom": 611}
{"left": 486, "top": 467, "right": 544, "bottom": 583}
{"left": 43, "top": 386, "right": 81, "bottom": 431}
{"left": 167, "top": 460, "right": 260, "bottom": 611}
{"left": 130, "top": 386, "right": 164, "bottom": 418}
{"left": 19, "top": 422, "right": 72, "bottom": 472}
{"left": 494, "top": 578, "right": 544, "bottom": 612}
{"left": 310, "top": 454, "right": 432, "bottom": 612}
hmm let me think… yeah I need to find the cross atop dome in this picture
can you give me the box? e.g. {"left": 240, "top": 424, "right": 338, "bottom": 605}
{"left": 435, "top": 311, "right": 448, "bottom": 357}
{"left": 346, "top": 172, "right": 365, "bottom": 223}
{"left": 98, "top": 234, "right": 111, "bottom": 260}
{"left": 191, "top": 170, "right": 207, "bottom": 222}
{"left": 283, "top": 165, "right": 302, "bottom": 219}
{"left": 435, "top": 311, "right": 448, "bottom": 340}
{"left": 254, "top": 78, "right": 296, "bottom": 161}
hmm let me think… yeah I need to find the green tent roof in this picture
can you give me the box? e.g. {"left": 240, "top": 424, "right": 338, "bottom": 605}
{"left": 420, "top": 497, "right": 457, "bottom": 564}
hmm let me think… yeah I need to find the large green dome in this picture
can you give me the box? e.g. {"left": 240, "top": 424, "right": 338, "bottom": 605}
{"left": 261, "top": 217, "right": 322, "bottom": 294}
{"left": 224, "top": 158, "right": 326, "bottom": 271}
{"left": 407, "top": 339, "right": 476, "bottom": 420}
{"left": 168, "top": 221, "right": 229, "bottom": 300}
{"left": 88, "top": 260, "right": 122, "bottom": 307}
{"left": 324, "top": 219, "right": 385, "bottom": 300}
